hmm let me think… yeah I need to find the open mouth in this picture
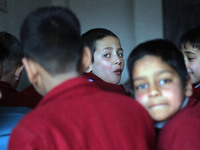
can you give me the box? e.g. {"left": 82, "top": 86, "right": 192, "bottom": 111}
{"left": 114, "top": 69, "right": 122, "bottom": 75}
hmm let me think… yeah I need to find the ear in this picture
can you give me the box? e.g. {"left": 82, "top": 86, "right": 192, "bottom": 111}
{"left": 14, "top": 65, "right": 24, "bottom": 80}
{"left": 22, "top": 58, "right": 38, "bottom": 84}
{"left": 81, "top": 47, "right": 92, "bottom": 72}
{"left": 185, "top": 78, "right": 193, "bottom": 97}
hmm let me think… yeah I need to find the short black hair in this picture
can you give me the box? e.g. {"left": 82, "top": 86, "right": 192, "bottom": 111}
{"left": 179, "top": 26, "right": 200, "bottom": 50}
{"left": 81, "top": 28, "right": 119, "bottom": 62}
{"left": 0, "top": 32, "right": 23, "bottom": 76}
{"left": 127, "top": 39, "right": 188, "bottom": 96}
{"left": 20, "top": 7, "right": 82, "bottom": 75}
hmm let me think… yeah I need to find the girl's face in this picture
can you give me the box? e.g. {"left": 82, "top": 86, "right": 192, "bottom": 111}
{"left": 181, "top": 42, "right": 200, "bottom": 85}
{"left": 90, "top": 36, "right": 124, "bottom": 84}
{"left": 132, "top": 55, "right": 186, "bottom": 122}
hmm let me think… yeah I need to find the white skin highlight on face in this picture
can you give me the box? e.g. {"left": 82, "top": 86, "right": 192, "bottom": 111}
{"left": 90, "top": 36, "right": 124, "bottom": 84}
{"left": 132, "top": 55, "right": 186, "bottom": 122}
{"left": 181, "top": 42, "right": 200, "bottom": 85}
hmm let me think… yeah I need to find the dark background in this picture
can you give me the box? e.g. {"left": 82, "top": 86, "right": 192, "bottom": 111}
{"left": 163, "top": 0, "right": 200, "bottom": 47}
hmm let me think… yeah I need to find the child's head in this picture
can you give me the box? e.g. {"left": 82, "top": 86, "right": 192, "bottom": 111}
{"left": 179, "top": 26, "right": 200, "bottom": 85}
{"left": 81, "top": 28, "right": 124, "bottom": 84}
{"left": 20, "top": 7, "right": 84, "bottom": 95}
{"left": 127, "top": 39, "right": 192, "bottom": 122}
{"left": 0, "top": 32, "right": 24, "bottom": 88}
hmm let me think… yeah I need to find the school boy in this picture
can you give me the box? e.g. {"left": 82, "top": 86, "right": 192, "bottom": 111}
{"left": 179, "top": 26, "right": 200, "bottom": 100}
{"left": 0, "top": 32, "right": 41, "bottom": 150}
{"left": 127, "top": 39, "right": 200, "bottom": 150}
{"left": 9, "top": 7, "right": 155, "bottom": 150}
{"left": 0, "top": 32, "right": 41, "bottom": 109}
{"left": 81, "top": 28, "right": 127, "bottom": 95}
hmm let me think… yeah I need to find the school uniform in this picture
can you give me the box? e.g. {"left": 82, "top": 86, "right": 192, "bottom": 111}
{"left": 9, "top": 76, "right": 155, "bottom": 150}
{"left": 0, "top": 81, "right": 41, "bottom": 108}
{"left": 192, "top": 84, "right": 200, "bottom": 100}
{"left": 157, "top": 97, "right": 200, "bottom": 150}
{"left": 21, "top": 85, "right": 42, "bottom": 104}
{"left": 83, "top": 72, "right": 127, "bottom": 95}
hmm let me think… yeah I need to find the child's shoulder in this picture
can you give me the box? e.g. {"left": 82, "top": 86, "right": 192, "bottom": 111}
{"left": 157, "top": 101, "right": 200, "bottom": 149}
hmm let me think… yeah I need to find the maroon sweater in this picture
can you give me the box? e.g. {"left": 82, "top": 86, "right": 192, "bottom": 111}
{"left": 0, "top": 81, "right": 41, "bottom": 108}
{"left": 157, "top": 97, "right": 200, "bottom": 150}
{"left": 192, "top": 85, "right": 200, "bottom": 100}
{"left": 9, "top": 76, "right": 155, "bottom": 150}
{"left": 83, "top": 72, "right": 128, "bottom": 96}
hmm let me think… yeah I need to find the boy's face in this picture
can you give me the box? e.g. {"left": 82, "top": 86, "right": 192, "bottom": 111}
{"left": 90, "top": 36, "right": 124, "bottom": 84}
{"left": 181, "top": 42, "right": 200, "bottom": 85}
{"left": 132, "top": 55, "right": 185, "bottom": 122}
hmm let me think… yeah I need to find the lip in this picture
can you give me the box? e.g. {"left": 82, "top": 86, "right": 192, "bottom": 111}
{"left": 114, "top": 69, "right": 122, "bottom": 75}
{"left": 149, "top": 103, "right": 167, "bottom": 109}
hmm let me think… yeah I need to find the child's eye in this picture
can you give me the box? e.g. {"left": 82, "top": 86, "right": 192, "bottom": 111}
{"left": 135, "top": 83, "right": 148, "bottom": 90}
{"left": 160, "top": 78, "right": 171, "bottom": 85}
{"left": 118, "top": 52, "right": 123, "bottom": 58}
{"left": 187, "top": 57, "right": 194, "bottom": 61}
{"left": 186, "top": 54, "right": 195, "bottom": 62}
{"left": 104, "top": 53, "right": 111, "bottom": 58}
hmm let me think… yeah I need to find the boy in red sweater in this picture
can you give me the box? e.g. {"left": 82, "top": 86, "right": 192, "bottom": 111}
{"left": 179, "top": 26, "right": 200, "bottom": 100}
{"left": 81, "top": 28, "right": 127, "bottom": 95}
{"left": 9, "top": 7, "right": 155, "bottom": 150}
{"left": 127, "top": 39, "right": 200, "bottom": 149}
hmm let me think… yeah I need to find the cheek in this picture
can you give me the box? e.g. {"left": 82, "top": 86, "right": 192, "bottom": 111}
{"left": 96, "top": 61, "right": 112, "bottom": 71}
{"left": 135, "top": 92, "right": 148, "bottom": 108}
{"left": 191, "top": 63, "right": 200, "bottom": 76}
{"left": 163, "top": 86, "right": 183, "bottom": 108}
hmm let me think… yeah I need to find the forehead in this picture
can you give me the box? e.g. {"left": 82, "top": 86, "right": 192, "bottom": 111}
{"left": 95, "top": 36, "right": 121, "bottom": 50}
{"left": 132, "top": 55, "right": 178, "bottom": 77}
{"left": 181, "top": 42, "right": 200, "bottom": 54}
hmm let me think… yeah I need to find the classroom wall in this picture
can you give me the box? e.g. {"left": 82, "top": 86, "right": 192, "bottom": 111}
{"left": 0, "top": 0, "right": 163, "bottom": 90}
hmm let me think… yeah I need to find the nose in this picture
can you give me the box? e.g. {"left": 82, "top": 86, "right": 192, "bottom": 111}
{"left": 114, "top": 55, "right": 122, "bottom": 65}
{"left": 149, "top": 84, "right": 160, "bottom": 98}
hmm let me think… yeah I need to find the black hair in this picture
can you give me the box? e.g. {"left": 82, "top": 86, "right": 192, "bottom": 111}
{"left": 179, "top": 26, "right": 200, "bottom": 50}
{"left": 0, "top": 32, "right": 23, "bottom": 76}
{"left": 20, "top": 6, "right": 82, "bottom": 75}
{"left": 127, "top": 39, "right": 188, "bottom": 97}
{"left": 81, "top": 28, "right": 119, "bottom": 62}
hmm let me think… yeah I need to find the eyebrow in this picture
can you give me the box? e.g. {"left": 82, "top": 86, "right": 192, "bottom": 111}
{"left": 133, "top": 70, "right": 173, "bottom": 81}
{"left": 184, "top": 51, "right": 196, "bottom": 55}
{"left": 102, "top": 47, "right": 123, "bottom": 51}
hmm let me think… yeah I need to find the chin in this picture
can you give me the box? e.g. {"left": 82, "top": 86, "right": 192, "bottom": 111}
{"left": 151, "top": 114, "right": 168, "bottom": 122}
{"left": 112, "top": 80, "right": 120, "bottom": 85}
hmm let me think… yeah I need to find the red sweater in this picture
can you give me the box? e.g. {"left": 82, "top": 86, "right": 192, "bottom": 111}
{"left": 0, "top": 81, "right": 41, "bottom": 108}
{"left": 192, "top": 85, "right": 200, "bottom": 100}
{"left": 157, "top": 97, "right": 200, "bottom": 150}
{"left": 9, "top": 76, "right": 155, "bottom": 150}
{"left": 83, "top": 72, "right": 127, "bottom": 96}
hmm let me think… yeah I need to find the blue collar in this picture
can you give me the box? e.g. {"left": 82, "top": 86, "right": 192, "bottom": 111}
{"left": 195, "top": 83, "right": 200, "bottom": 88}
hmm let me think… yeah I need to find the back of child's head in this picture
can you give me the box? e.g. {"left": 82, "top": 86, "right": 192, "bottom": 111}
{"left": 0, "top": 32, "right": 23, "bottom": 76}
{"left": 81, "top": 28, "right": 119, "bottom": 62}
{"left": 179, "top": 26, "right": 200, "bottom": 50}
{"left": 20, "top": 6, "right": 81, "bottom": 76}
{"left": 127, "top": 39, "right": 188, "bottom": 95}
